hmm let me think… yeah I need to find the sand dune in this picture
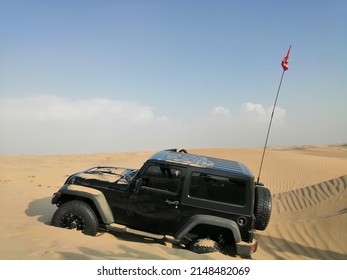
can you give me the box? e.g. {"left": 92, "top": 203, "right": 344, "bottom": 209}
{"left": 256, "top": 175, "right": 347, "bottom": 259}
{"left": 0, "top": 144, "right": 346, "bottom": 260}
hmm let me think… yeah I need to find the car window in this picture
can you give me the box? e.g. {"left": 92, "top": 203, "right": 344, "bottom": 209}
{"left": 189, "top": 172, "right": 246, "bottom": 205}
{"left": 141, "top": 165, "right": 181, "bottom": 193}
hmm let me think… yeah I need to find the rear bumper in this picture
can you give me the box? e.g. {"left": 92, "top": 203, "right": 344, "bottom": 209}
{"left": 236, "top": 238, "right": 258, "bottom": 257}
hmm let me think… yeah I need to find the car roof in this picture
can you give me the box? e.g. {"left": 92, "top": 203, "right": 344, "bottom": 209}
{"left": 149, "top": 150, "right": 254, "bottom": 178}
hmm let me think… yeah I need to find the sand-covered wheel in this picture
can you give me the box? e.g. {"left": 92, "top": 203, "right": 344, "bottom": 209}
{"left": 188, "top": 238, "right": 221, "bottom": 254}
{"left": 51, "top": 200, "right": 99, "bottom": 236}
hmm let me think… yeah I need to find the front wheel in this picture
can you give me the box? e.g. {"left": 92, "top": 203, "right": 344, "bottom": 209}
{"left": 51, "top": 200, "right": 99, "bottom": 236}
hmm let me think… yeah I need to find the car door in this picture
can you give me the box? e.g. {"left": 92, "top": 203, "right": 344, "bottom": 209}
{"left": 127, "top": 163, "right": 185, "bottom": 234}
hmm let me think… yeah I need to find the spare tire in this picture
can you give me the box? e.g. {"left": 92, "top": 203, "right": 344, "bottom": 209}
{"left": 254, "top": 186, "right": 272, "bottom": 230}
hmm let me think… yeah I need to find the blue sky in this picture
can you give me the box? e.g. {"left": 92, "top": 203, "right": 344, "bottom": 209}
{"left": 0, "top": 0, "right": 346, "bottom": 155}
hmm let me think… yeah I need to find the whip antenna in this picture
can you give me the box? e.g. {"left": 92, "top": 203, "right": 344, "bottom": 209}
{"left": 257, "top": 46, "right": 291, "bottom": 184}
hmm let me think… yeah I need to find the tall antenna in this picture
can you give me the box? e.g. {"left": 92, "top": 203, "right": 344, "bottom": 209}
{"left": 257, "top": 46, "right": 291, "bottom": 184}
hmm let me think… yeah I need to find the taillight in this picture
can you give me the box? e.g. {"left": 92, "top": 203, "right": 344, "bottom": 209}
{"left": 251, "top": 244, "right": 256, "bottom": 253}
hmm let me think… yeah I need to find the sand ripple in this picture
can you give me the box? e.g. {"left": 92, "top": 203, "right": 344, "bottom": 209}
{"left": 273, "top": 175, "right": 347, "bottom": 213}
{"left": 255, "top": 175, "right": 347, "bottom": 259}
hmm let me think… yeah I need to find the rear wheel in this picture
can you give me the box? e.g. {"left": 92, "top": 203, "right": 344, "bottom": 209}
{"left": 254, "top": 186, "right": 272, "bottom": 230}
{"left": 51, "top": 200, "right": 99, "bottom": 236}
{"left": 218, "top": 234, "right": 237, "bottom": 256}
{"left": 188, "top": 238, "right": 221, "bottom": 254}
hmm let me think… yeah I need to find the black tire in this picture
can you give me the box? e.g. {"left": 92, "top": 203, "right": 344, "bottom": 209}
{"left": 218, "top": 235, "right": 237, "bottom": 256}
{"left": 188, "top": 238, "right": 221, "bottom": 254}
{"left": 51, "top": 200, "right": 99, "bottom": 236}
{"left": 254, "top": 186, "right": 272, "bottom": 230}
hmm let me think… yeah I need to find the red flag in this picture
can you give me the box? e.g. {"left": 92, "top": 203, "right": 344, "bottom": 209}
{"left": 281, "top": 46, "right": 291, "bottom": 71}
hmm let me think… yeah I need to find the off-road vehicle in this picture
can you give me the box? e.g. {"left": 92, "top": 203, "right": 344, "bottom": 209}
{"left": 51, "top": 149, "right": 272, "bottom": 257}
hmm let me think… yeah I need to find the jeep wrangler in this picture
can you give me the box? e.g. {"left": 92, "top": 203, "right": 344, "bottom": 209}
{"left": 51, "top": 149, "right": 272, "bottom": 257}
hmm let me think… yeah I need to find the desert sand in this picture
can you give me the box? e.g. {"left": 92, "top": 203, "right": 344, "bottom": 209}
{"left": 0, "top": 144, "right": 346, "bottom": 260}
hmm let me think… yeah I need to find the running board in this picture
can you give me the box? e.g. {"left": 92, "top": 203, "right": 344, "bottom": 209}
{"left": 106, "top": 223, "right": 166, "bottom": 240}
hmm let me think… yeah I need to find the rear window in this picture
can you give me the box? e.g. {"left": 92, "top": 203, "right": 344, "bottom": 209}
{"left": 189, "top": 172, "right": 246, "bottom": 205}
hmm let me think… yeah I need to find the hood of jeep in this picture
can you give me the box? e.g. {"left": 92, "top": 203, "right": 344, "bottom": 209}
{"left": 66, "top": 166, "right": 138, "bottom": 188}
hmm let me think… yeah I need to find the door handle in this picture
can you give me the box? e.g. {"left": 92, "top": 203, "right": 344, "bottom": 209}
{"left": 165, "top": 199, "right": 179, "bottom": 206}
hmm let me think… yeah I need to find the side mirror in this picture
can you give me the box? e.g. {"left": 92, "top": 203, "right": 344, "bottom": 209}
{"left": 135, "top": 178, "right": 143, "bottom": 191}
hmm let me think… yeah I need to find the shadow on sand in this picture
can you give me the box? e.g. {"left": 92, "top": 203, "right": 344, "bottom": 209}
{"left": 25, "top": 196, "right": 55, "bottom": 224}
{"left": 256, "top": 234, "right": 347, "bottom": 260}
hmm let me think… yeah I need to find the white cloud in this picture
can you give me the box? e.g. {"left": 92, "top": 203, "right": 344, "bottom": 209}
{"left": 0, "top": 96, "right": 171, "bottom": 155}
{"left": 0, "top": 96, "right": 296, "bottom": 155}
{"left": 0, "top": 96, "right": 158, "bottom": 124}
{"left": 242, "top": 102, "right": 286, "bottom": 122}
{"left": 211, "top": 106, "right": 231, "bottom": 116}
{"left": 243, "top": 102, "right": 266, "bottom": 116}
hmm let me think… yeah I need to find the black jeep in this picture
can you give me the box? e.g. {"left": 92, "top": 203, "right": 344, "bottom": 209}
{"left": 51, "top": 149, "right": 272, "bottom": 257}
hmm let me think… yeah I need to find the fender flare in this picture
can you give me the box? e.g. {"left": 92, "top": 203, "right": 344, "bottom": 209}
{"left": 174, "top": 214, "right": 241, "bottom": 242}
{"left": 55, "top": 184, "right": 115, "bottom": 224}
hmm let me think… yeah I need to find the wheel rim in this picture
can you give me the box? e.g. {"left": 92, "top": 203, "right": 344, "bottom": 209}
{"left": 59, "top": 213, "right": 85, "bottom": 231}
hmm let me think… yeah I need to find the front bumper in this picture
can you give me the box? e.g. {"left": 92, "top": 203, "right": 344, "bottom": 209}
{"left": 236, "top": 238, "right": 258, "bottom": 257}
{"left": 51, "top": 192, "right": 60, "bottom": 204}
